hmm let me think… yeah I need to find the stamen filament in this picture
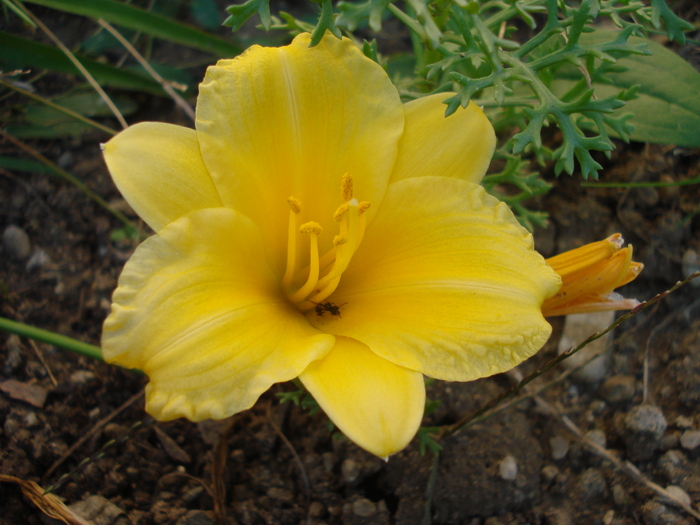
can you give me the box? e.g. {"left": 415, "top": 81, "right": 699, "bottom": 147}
{"left": 289, "top": 222, "right": 322, "bottom": 304}
{"left": 282, "top": 197, "right": 302, "bottom": 291}
{"left": 312, "top": 199, "right": 360, "bottom": 299}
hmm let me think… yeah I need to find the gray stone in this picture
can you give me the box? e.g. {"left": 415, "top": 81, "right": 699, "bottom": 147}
{"left": 70, "top": 370, "right": 96, "bottom": 384}
{"left": 3, "top": 225, "right": 31, "bottom": 260}
{"left": 624, "top": 404, "right": 667, "bottom": 461}
{"left": 499, "top": 455, "right": 518, "bottom": 481}
{"left": 558, "top": 311, "right": 615, "bottom": 382}
{"left": 599, "top": 375, "right": 636, "bottom": 403}
{"left": 682, "top": 250, "right": 700, "bottom": 287}
{"left": 658, "top": 450, "right": 688, "bottom": 485}
{"left": 663, "top": 485, "right": 691, "bottom": 507}
{"left": 585, "top": 429, "right": 607, "bottom": 450}
{"left": 674, "top": 416, "right": 694, "bottom": 429}
{"left": 176, "top": 510, "right": 214, "bottom": 525}
{"left": 641, "top": 499, "right": 691, "bottom": 525}
{"left": 69, "top": 495, "right": 129, "bottom": 525}
{"left": 612, "top": 483, "right": 629, "bottom": 506}
{"left": 341, "top": 459, "right": 361, "bottom": 486}
{"left": 577, "top": 468, "right": 607, "bottom": 501}
{"left": 680, "top": 430, "right": 700, "bottom": 451}
{"left": 550, "top": 435, "right": 570, "bottom": 460}
{"left": 352, "top": 498, "right": 377, "bottom": 518}
{"left": 541, "top": 465, "right": 559, "bottom": 484}
{"left": 26, "top": 248, "right": 52, "bottom": 271}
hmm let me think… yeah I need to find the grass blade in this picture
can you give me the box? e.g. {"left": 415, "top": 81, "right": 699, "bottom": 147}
{"left": 0, "top": 31, "right": 169, "bottom": 96}
{"left": 22, "top": 0, "right": 242, "bottom": 57}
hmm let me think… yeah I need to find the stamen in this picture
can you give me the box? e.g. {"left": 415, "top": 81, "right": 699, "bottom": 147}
{"left": 334, "top": 202, "right": 349, "bottom": 222}
{"left": 310, "top": 199, "right": 360, "bottom": 302}
{"left": 282, "top": 197, "right": 302, "bottom": 290}
{"left": 341, "top": 173, "right": 353, "bottom": 201}
{"left": 289, "top": 222, "right": 323, "bottom": 304}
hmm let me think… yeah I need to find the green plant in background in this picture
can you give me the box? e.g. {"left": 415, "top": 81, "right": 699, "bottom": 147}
{"left": 224, "top": 0, "right": 700, "bottom": 228}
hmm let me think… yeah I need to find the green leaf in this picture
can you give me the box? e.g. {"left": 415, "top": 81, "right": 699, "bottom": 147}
{"left": 551, "top": 30, "right": 700, "bottom": 147}
{"left": 22, "top": 0, "right": 241, "bottom": 57}
{"left": 5, "top": 92, "right": 138, "bottom": 138}
{"left": 336, "top": 0, "right": 389, "bottom": 32}
{"left": 310, "top": 0, "right": 342, "bottom": 47}
{"left": 0, "top": 157, "right": 53, "bottom": 174}
{"left": 649, "top": 0, "right": 694, "bottom": 44}
{"left": 223, "top": 0, "right": 271, "bottom": 31}
{"left": 0, "top": 31, "right": 168, "bottom": 96}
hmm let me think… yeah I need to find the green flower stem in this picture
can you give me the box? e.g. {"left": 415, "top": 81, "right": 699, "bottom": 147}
{"left": 0, "top": 316, "right": 103, "bottom": 361}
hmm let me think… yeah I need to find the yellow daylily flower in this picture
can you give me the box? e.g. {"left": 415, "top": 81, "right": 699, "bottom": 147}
{"left": 101, "top": 33, "right": 561, "bottom": 459}
{"left": 542, "top": 234, "right": 644, "bottom": 317}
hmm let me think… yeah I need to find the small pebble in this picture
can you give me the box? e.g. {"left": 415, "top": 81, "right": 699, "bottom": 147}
{"left": 24, "top": 412, "right": 39, "bottom": 428}
{"left": 558, "top": 311, "right": 615, "bottom": 382}
{"left": 499, "top": 455, "right": 518, "bottom": 481}
{"left": 599, "top": 375, "right": 636, "bottom": 404}
{"left": 3, "top": 225, "right": 31, "bottom": 260}
{"left": 577, "top": 468, "right": 607, "bottom": 501}
{"left": 176, "top": 510, "right": 214, "bottom": 525}
{"left": 625, "top": 405, "right": 668, "bottom": 439}
{"left": 612, "top": 483, "right": 628, "bottom": 507}
{"left": 322, "top": 452, "right": 336, "bottom": 472}
{"left": 26, "top": 248, "right": 52, "bottom": 272}
{"left": 642, "top": 499, "right": 688, "bottom": 525}
{"left": 70, "top": 370, "right": 96, "bottom": 384}
{"left": 541, "top": 465, "right": 559, "bottom": 484}
{"left": 352, "top": 498, "right": 376, "bottom": 518}
{"left": 585, "top": 429, "right": 607, "bottom": 450}
{"left": 3, "top": 335, "right": 23, "bottom": 374}
{"left": 624, "top": 404, "right": 667, "bottom": 461}
{"left": 675, "top": 416, "right": 694, "bottom": 429}
{"left": 308, "top": 501, "right": 326, "bottom": 519}
{"left": 682, "top": 250, "right": 700, "bottom": 287}
{"left": 664, "top": 485, "right": 691, "bottom": 507}
{"left": 603, "top": 509, "right": 615, "bottom": 525}
{"left": 341, "top": 459, "right": 361, "bottom": 486}
{"left": 550, "top": 435, "right": 570, "bottom": 460}
{"left": 57, "top": 151, "right": 74, "bottom": 169}
{"left": 266, "top": 487, "right": 294, "bottom": 505}
{"left": 69, "top": 495, "right": 127, "bottom": 524}
{"left": 680, "top": 430, "right": 700, "bottom": 451}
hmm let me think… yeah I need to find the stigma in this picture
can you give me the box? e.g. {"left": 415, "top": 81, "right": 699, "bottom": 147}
{"left": 283, "top": 173, "right": 369, "bottom": 312}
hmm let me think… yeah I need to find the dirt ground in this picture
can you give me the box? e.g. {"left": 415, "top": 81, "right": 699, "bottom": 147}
{"left": 1, "top": 4, "right": 700, "bottom": 525}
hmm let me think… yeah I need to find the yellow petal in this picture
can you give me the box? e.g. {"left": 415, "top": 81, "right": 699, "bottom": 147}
{"left": 311, "top": 176, "right": 562, "bottom": 382}
{"left": 102, "top": 207, "right": 335, "bottom": 421}
{"left": 195, "top": 33, "right": 404, "bottom": 266}
{"left": 391, "top": 94, "right": 496, "bottom": 184}
{"left": 299, "top": 336, "right": 425, "bottom": 459}
{"left": 542, "top": 235, "right": 644, "bottom": 317}
{"left": 102, "top": 122, "right": 222, "bottom": 232}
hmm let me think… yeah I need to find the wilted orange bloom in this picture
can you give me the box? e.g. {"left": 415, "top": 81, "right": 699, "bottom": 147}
{"left": 542, "top": 234, "right": 644, "bottom": 317}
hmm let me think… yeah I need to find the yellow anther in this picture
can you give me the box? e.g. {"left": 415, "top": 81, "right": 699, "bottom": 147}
{"left": 333, "top": 202, "right": 349, "bottom": 222}
{"left": 341, "top": 173, "right": 353, "bottom": 201}
{"left": 358, "top": 201, "right": 371, "bottom": 214}
{"left": 333, "top": 235, "right": 347, "bottom": 246}
{"left": 300, "top": 221, "right": 323, "bottom": 235}
{"left": 287, "top": 196, "right": 302, "bottom": 214}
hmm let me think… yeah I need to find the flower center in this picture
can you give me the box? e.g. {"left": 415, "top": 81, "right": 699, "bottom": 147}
{"left": 283, "top": 173, "right": 370, "bottom": 312}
